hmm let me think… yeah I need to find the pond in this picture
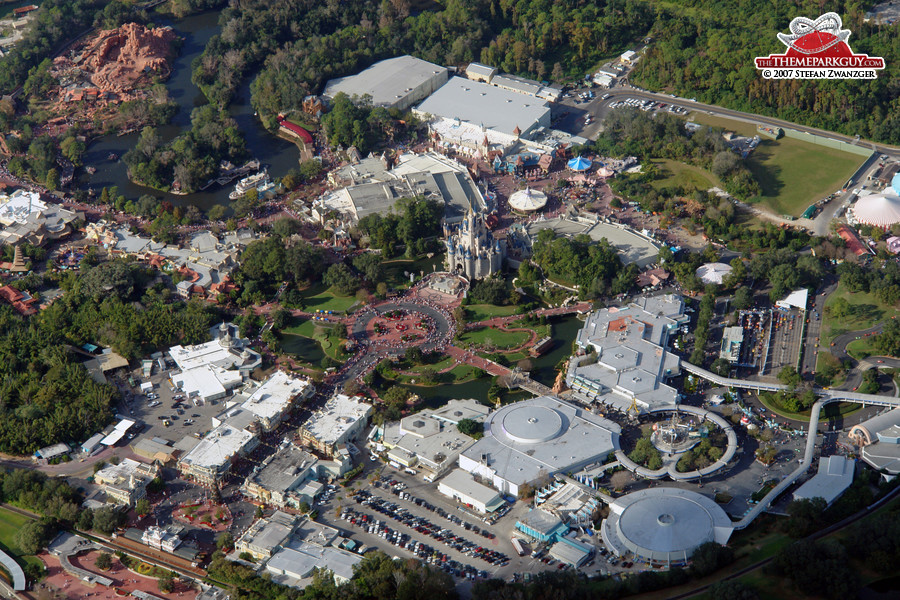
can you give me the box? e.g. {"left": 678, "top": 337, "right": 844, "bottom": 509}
{"left": 77, "top": 10, "right": 301, "bottom": 211}
{"left": 279, "top": 334, "right": 325, "bottom": 366}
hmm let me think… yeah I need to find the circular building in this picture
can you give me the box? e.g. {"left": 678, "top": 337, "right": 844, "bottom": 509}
{"left": 853, "top": 189, "right": 900, "bottom": 228}
{"left": 567, "top": 156, "right": 593, "bottom": 172}
{"left": 695, "top": 262, "right": 733, "bottom": 285}
{"left": 601, "top": 487, "right": 733, "bottom": 564}
{"left": 509, "top": 188, "right": 548, "bottom": 212}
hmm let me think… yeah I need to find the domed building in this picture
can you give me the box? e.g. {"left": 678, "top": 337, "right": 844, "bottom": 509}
{"left": 696, "top": 262, "right": 733, "bottom": 285}
{"left": 458, "top": 395, "right": 620, "bottom": 496}
{"left": 853, "top": 175, "right": 900, "bottom": 228}
{"left": 601, "top": 487, "right": 733, "bottom": 564}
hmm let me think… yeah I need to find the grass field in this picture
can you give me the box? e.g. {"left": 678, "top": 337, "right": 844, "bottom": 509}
{"left": 0, "top": 507, "right": 43, "bottom": 575}
{"left": 457, "top": 327, "right": 529, "bottom": 349}
{"left": 757, "top": 393, "right": 860, "bottom": 422}
{"left": 847, "top": 337, "right": 879, "bottom": 360}
{"left": 650, "top": 159, "right": 721, "bottom": 191}
{"left": 464, "top": 304, "right": 519, "bottom": 322}
{"left": 691, "top": 113, "right": 865, "bottom": 216}
{"left": 298, "top": 283, "right": 358, "bottom": 313}
{"left": 822, "top": 281, "right": 900, "bottom": 345}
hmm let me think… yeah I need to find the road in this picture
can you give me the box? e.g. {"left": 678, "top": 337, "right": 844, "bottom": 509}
{"left": 585, "top": 87, "right": 900, "bottom": 158}
{"left": 800, "top": 280, "right": 837, "bottom": 376}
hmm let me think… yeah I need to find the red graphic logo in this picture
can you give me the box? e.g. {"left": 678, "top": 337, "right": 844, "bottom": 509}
{"left": 755, "top": 12, "right": 885, "bottom": 79}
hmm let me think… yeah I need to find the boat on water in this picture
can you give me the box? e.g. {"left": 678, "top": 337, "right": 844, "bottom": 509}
{"left": 229, "top": 170, "right": 269, "bottom": 200}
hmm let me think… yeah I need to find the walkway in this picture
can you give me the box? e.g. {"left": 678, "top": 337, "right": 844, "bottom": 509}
{"left": 680, "top": 359, "right": 900, "bottom": 529}
{"left": 444, "top": 346, "right": 554, "bottom": 396}
{"left": 0, "top": 547, "right": 25, "bottom": 591}
{"left": 466, "top": 302, "right": 592, "bottom": 329}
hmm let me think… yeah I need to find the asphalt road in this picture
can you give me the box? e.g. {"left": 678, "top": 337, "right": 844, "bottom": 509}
{"left": 800, "top": 280, "right": 837, "bottom": 376}
{"left": 583, "top": 86, "right": 900, "bottom": 159}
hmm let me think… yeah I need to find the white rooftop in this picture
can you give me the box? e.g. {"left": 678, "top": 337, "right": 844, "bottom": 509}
{"left": 415, "top": 77, "right": 550, "bottom": 137}
{"left": 602, "top": 487, "right": 733, "bottom": 562}
{"left": 777, "top": 288, "right": 809, "bottom": 310}
{"left": 438, "top": 468, "right": 503, "bottom": 507}
{"left": 793, "top": 455, "right": 855, "bottom": 505}
{"left": 568, "top": 295, "right": 686, "bottom": 411}
{"left": 323, "top": 55, "right": 447, "bottom": 109}
{"left": 461, "top": 396, "right": 620, "bottom": 488}
{"left": 302, "top": 394, "right": 372, "bottom": 445}
{"left": 0, "top": 190, "right": 46, "bottom": 224}
{"left": 173, "top": 365, "right": 242, "bottom": 400}
{"left": 266, "top": 542, "right": 361, "bottom": 583}
{"left": 241, "top": 371, "right": 310, "bottom": 423}
{"left": 180, "top": 424, "right": 256, "bottom": 470}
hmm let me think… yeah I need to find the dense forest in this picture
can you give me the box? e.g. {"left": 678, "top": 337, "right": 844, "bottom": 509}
{"left": 0, "top": 260, "right": 219, "bottom": 454}
{"left": 530, "top": 228, "right": 632, "bottom": 298}
{"left": 632, "top": 0, "right": 900, "bottom": 145}
{"left": 250, "top": 0, "right": 651, "bottom": 122}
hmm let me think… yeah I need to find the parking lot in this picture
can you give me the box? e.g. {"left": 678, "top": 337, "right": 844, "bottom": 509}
{"left": 314, "top": 463, "right": 639, "bottom": 584}
{"left": 113, "top": 367, "right": 229, "bottom": 445}
{"left": 763, "top": 309, "right": 804, "bottom": 377}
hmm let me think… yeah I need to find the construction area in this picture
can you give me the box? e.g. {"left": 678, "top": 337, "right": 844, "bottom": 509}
{"left": 40, "top": 23, "right": 179, "bottom": 134}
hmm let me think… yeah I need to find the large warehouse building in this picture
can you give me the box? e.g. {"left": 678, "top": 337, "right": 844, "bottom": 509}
{"left": 322, "top": 56, "right": 448, "bottom": 111}
{"left": 458, "top": 396, "right": 619, "bottom": 497}
{"left": 414, "top": 77, "right": 551, "bottom": 140}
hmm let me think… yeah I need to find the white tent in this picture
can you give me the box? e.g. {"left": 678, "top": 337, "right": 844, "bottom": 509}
{"left": 853, "top": 190, "right": 900, "bottom": 228}
{"left": 695, "top": 262, "right": 732, "bottom": 285}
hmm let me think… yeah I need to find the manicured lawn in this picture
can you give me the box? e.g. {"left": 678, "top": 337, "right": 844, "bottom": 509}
{"left": 691, "top": 113, "right": 865, "bottom": 216}
{"left": 650, "top": 159, "right": 720, "bottom": 191}
{"left": 0, "top": 507, "right": 43, "bottom": 574}
{"left": 457, "top": 327, "right": 529, "bottom": 350}
{"left": 464, "top": 304, "right": 519, "bottom": 322}
{"left": 282, "top": 318, "right": 349, "bottom": 361}
{"left": 822, "top": 281, "right": 900, "bottom": 345}
{"left": 847, "top": 337, "right": 880, "bottom": 360}
{"left": 757, "top": 393, "right": 860, "bottom": 422}
{"left": 382, "top": 255, "right": 446, "bottom": 290}
{"left": 298, "top": 283, "right": 358, "bottom": 313}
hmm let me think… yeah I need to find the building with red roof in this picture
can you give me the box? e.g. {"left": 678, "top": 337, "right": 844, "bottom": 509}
{"left": 277, "top": 118, "right": 313, "bottom": 144}
{"left": 837, "top": 224, "right": 872, "bottom": 257}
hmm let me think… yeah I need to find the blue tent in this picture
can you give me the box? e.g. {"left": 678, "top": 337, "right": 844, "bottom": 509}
{"left": 567, "top": 156, "right": 592, "bottom": 172}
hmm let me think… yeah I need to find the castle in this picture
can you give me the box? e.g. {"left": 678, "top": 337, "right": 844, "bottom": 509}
{"left": 444, "top": 210, "right": 504, "bottom": 280}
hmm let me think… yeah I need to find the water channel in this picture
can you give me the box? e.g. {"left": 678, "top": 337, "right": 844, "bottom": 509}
{"left": 77, "top": 11, "right": 301, "bottom": 212}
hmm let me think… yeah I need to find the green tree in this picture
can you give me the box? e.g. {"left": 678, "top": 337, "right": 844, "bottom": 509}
{"left": 95, "top": 552, "right": 112, "bottom": 570}
{"left": 135, "top": 498, "right": 151, "bottom": 516}
{"left": 456, "top": 418, "right": 484, "bottom": 439}
{"left": 14, "top": 519, "right": 54, "bottom": 554}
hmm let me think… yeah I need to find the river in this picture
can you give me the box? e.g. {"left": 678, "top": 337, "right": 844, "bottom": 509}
{"left": 77, "top": 10, "right": 301, "bottom": 212}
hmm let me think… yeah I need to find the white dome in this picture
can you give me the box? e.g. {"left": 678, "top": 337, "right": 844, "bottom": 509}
{"left": 509, "top": 188, "right": 547, "bottom": 212}
{"left": 853, "top": 190, "right": 900, "bottom": 228}
{"left": 695, "top": 262, "right": 732, "bottom": 285}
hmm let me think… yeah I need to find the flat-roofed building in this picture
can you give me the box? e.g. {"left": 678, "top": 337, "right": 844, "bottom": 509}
{"left": 459, "top": 396, "right": 619, "bottom": 497}
{"left": 465, "top": 62, "right": 497, "bottom": 83}
{"left": 299, "top": 394, "right": 372, "bottom": 457}
{"left": 792, "top": 455, "right": 855, "bottom": 506}
{"left": 94, "top": 458, "right": 159, "bottom": 506}
{"left": 567, "top": 294, "right": 688, "bottom": 412}
{"left": 241, "top": 371, "right": 313, "bottom": 432}
{"left": 437, "top": 468, "right": 505, "bottom": 513}
{"left": 266, "top": 543, "right": 362, "bottom": 586}
{"left": 178, "top": 424, "right": 259, "bottom": 486}
{"left": 491, "top": 74, "right": 542, "bottom": 97}
{"left": 381, "top": 401, "right": 485, "bottom": 476}
{"left": 242, "top": 445, "right": 320, "bottom": 509}
{"left": 414, "top": 77, "right": 551, "bottom": 140}
{"left": 719, "top": 326, "right": 743, "bottom": 363}
{"left": 323, "top": 56, "right": 448, "bottom": 111}
{"left": 235, "top": 511, "right": 298, "bottom": 560}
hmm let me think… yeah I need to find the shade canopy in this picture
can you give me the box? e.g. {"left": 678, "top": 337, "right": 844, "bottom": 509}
{"left": 509, "top": 187, "right": 548, "bottom": 212}
{"left": 567, "top": 156, "right": 593, "bottom": 172}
